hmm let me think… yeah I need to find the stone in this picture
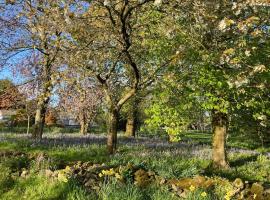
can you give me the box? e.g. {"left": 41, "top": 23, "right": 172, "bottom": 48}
{"left": 45, "top": 169, "right": 53, "bottom": 177}
{"left": 265, "top": 189, "right": 270, "bottom": 194}
{"left": 20, "top": 170, "right": 28, "bottom": 178}
{"left": 173, "top": 178, "right": 195, "bottom": 189}
{"left": 251, "top": 183, "right": 264, "bottom": 195}
{"left": 84, "top": 179, "right": 96, "bottom": 187}
{"left": 233, "top": 178, "right": 244, "bottom": 189}
{"left": 134, "top": 169, "right": 150, "bottom": 187}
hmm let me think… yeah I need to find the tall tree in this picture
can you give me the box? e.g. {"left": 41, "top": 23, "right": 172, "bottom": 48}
{"left": 0, "top": 0, "right": 73, "bottom": 139}
{"left": 67, "top": 0, "right": 177, "bottom": 153}
{"left": 144, "top": 0, "right": 270, "bottom": 168}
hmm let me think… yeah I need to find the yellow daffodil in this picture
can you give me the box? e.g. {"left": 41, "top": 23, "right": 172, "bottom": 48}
{"left": 115, "top": 173, "right": 122, "bottom": 179}
{"left": 201, "top": 192, "right": 207, "bottom": 197}
{"left": 224, "top": 194, "right": 230, "bottom": 200}
{"left": 253, "top": 194, "right": 257, "bottom": 199}
{"left": 101, "top": 168, "right": 115, "bottom": 176}
{"left": 189, "top": 185, "right": 195, "bottom": 192}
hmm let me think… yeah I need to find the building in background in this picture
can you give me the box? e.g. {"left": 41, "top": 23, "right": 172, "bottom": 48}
{"left": 0, "top": 109, "right": 17, "bottom": 123}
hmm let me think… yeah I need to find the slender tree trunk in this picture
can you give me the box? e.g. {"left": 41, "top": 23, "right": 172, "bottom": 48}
{"left": 107, "top": 108, "right": 119, "bottom": 154}
{"left": 26, "top": 115, "right": 30, "bottom": 135}
{"left": 212, "top": 110, "right": 229, "bottom": 169}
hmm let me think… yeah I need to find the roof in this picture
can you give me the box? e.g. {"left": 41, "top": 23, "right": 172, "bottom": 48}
{"left": 0, "top": 109, "right": 17, "bottom": 116}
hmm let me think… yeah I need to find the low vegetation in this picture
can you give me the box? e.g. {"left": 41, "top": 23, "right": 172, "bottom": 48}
{"left": 0, "top": 134, "right": 269, "bottom": 200}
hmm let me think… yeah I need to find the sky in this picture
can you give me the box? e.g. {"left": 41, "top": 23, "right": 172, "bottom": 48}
{"left": 0, "top": 1, "right": 25, "bottom": 84}
{"left": 0, "top": 55, "right": 27, "bottom": 85}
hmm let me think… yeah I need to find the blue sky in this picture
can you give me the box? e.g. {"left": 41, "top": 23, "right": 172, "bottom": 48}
{"left": 0, "top": 56, "right": 27, "bottom": 85}
{"left": 0, "top": 68, "right": 12, "bottom": 79}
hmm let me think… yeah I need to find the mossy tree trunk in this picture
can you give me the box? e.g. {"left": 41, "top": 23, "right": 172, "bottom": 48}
{"left": 107, "top": 108, "right": 119, "bottom": 154}
{"left": 79, "top": 113, "right": 89, "bottom": 135}
{"left": 125, "top": 115, "right": 136, "bottom": 137}
{"left": 32, "top": 97, "right": 49, "bottom": 140}
{"left": 212, "top": 110, "right": 229, "bottom": 169}
{"left": 125, "top": 105, "right": 137, "bottom": 137}
{"left": 32, "top": 62, "right": 52, "bottom": 140}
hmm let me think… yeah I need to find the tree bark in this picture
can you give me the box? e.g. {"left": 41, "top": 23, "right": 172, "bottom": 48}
{"left": 212, "top": 110, "right": 229, "bottom": 169}
{"left": 80, "top": 115, "right": 89, "bottom": 135}
{"left": 125, "top": 117, "right": 136, "bottom": 137}
{"left": 32, "top": 58, "right": 53, "bottom": 140}
{"left": 125, "top": 108, "right": 136, "bottom": 137}
{"left": 26, "top": 115, "right": 30, "bottom": 135}
{"left": 107, "top": 108, "right": 119, "bottom": 154}
{"left": 32, "top": 99, "right": 48, "bottom": 140}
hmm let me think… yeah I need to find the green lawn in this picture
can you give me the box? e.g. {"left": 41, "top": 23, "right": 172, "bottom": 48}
{"left": 0, "top": 133, "right": 269, "bottom": 200}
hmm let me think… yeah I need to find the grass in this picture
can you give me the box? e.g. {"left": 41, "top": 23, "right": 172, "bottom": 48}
{"left": 182, "top": 131, "right": 267, "bottom": 150}
{"left": 0, "top": 132, "right": 269, "bottom": 199}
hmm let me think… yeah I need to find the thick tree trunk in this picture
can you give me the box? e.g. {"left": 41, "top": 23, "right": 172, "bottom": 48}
{"left": 80, "top": 118, "right": 89, "bottom": 135}
{"left": 107, "top": 108, "right": 119, "bottom": 154}
{"left": 212, "top": 110, "right": 229, "bottom": 169}
{"left": 125, "top": 117, "right": 136, "bottom": 137}
{"left": 32, "top": 100, "right": 47, "bottom": 140}
{"left": 125, "top": 97, "right": 139, "bottom": 137}
{"left": 125, "top": 103, "right": 137, "bottom": 137}
{"left": 32, "top": 60, "right": 52, "bottom": 140}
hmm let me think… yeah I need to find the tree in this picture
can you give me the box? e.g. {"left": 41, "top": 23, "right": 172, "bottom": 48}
{"left": 45, "top": 109, "right": 57, "bottom": 126}
{"left": 144, "top": 0, "right": 270, "bottom": 168}
{"left": 0, "top": 0, "right": 75, "bottom": 140}
{"left": 67, "top": 0, "right": 178, "bottom": 153}
{"left": 18, "top": 83, "right": 37, "bottom": 134}
{"left": 22, "top": 0, "right": 71, "bottom": 140}
{"left": 58, "top": 70, "right": 103, "bottom": 135}
{"left": 188, "top": 0, "right": 270, "bottom": 168}
{"left": 0, "top": 79, "right": 24, "bottom": 110}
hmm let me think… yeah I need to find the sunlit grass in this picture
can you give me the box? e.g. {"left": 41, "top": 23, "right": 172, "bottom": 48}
{"left": 0, "top": 133, "right": 269, "bottom": 199}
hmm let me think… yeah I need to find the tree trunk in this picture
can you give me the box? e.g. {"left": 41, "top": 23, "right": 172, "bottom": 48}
{"left": 125, "top": 117, "right": 136, "bottom": 137}
{"left": 125, "top": 103, "right": 137, "bottom": 137}
{"left": 26, "top": 115, "right": 30, "bottom": 135}
{"left": 80, "top": 117, "right": 89, "bottom": 135}
{"left": 32, "top": 57, "right": 53, "bottom": 140}
{"left": 125, "top": 97, "right": 139, "bottom": 137}
{"left": 107, "top": 108, "right": 119, "bottom": 154}
{"left": 32, "top": 97, "right": 49, "bottom": 140}
{"left": 212, "top": 110, "right": 229, "bottom": 169}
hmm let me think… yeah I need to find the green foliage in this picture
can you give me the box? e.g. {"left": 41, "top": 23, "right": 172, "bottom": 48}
{"left": 65, "top": 179, "right": 96, "bottom": 200}
{"left": 0, "top": 164, "right": 14, "bottom": 194}
{"left": 99, "top": 180, "right": 144, "bottom": 200}
{"left": 2, "top": 155, "right": 30, "bottom": 173}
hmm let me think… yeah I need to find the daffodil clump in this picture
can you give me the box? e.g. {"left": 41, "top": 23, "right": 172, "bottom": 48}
{"left": 98, "top": 168, "right": 123, "bottom": 181}
{"left": 57, "top": 166, "right": 72, "bottom": 183}
{"left": 188, "top": 183, "right": 209, "bottom": 199}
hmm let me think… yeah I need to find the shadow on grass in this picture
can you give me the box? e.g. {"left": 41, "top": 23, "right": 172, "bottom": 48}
{"left": 229, "top": 154, "right": 258, "bottom": 168}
